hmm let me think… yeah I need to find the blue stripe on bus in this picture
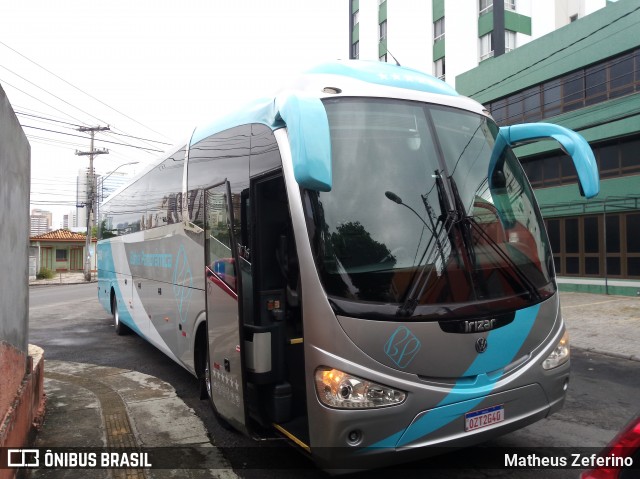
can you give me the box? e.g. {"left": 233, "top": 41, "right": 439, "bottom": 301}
{"left": 367, "top": 303, "right": 541, "bottom": 449}
{"left": 98, "top": 242, "right": 142, "bottom": 336}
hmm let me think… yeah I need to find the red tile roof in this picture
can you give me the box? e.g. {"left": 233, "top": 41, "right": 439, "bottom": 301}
{"left": 29, "top": 229, "right": 95, "bottom": 242}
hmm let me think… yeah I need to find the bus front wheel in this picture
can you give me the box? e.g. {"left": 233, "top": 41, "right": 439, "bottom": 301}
{"left": 111, "top": 294, "right": 129, "bottom": 336}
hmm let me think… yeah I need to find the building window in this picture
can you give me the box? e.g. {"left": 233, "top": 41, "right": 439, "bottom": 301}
{"left": 352, "top": 41, "right": 359, "bottom": 59}
{"left": 434, "top": 58, "right": 445, "bottom": 80}
{"left": 379, "top": 53, "right": 387, "bottom": 62}
{"left": 56, "top": 249, "right": 68, "bottom": 262}
{"left": 434, "top": 18, "right": 445, "bottom": 42}
{"left": 488, "top": 47, "right": 640, "bottom": 126}
{"left": 505, "top": 0, "right": 516, "bottom": 11}
{"left": 543, "top": 213, "right": 640, "bottom": 279}
{"left": 379, "top": 20, "right": 387, "bottom": 40}
{"left": 479, "top": 0, "right": 493, "bottom": 15}
{"left": 521, "top": 134, "right": 640, "bottom": 189}
{"left": 505, "top": 30, "right": 516, "bottom": 52}
{"left": 479, "top": 33, "right": 493, "bottom": 61}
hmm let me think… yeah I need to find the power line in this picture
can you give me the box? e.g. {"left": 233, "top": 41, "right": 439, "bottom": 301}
{"left": 15, "top": 111, "right": 84, "bottom": 128}
{"left": 21, "top": 125, "right": 164, "bottom": 152}
{"left": 0, "top": 39, "right": 173, "bottom": 141}
{"left": 3, "top": 67, "right": 162, "bottom": 156}
{"left": 0, "top": 76, "right": 91, "bottom": 126}
{"left": 109, "top": 130, "right": 173, "bottom": 146}
{"left": 16, "top": 110, "right": 172, "bottom": 146}
{"left": 0, "top": 63, "right": 108, "bottom": 127}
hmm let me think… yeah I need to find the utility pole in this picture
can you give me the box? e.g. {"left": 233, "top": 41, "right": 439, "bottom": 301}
{"left": 76, "top": 125, "right": 109, "bottom": 282}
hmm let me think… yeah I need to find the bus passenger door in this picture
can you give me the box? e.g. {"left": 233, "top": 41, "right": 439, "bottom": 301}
{"left": 204, "top": 181, "right": 248, "bottom": 433}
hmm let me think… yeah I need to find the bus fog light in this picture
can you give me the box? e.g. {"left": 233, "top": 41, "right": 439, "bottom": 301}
{"left": 543, "top": 331, "right": 570, "bottom": 370}
{"left": 347, "top": 429, "right": 362, "bottom": 446}
{"left": 314, "top": 367, "right": 406, "bottom": 409}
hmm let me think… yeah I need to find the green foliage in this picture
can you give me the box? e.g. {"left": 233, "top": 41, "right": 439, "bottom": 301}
{"left": 36, "top": 267, "right": 55, "bottom": 280}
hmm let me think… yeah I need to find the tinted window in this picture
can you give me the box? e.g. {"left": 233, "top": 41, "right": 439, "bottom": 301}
{"left": 598, "top": 144, "right": 619, "bottom": 173}
{"left": 187, "top": 125, "right": 250, "bottom": 226}
{"left": 585, "top": 64, "right": 607, "bottom": 105}
{"left": 146, "top": 146, "right": 186, "bottom": 228}
{"left": 250, "top": 124, "right": 282, "bottom": 177}
{"left": 546, "top": 219, "right": 561, "bottom": 252}
{"left": 627, "top": 214, "right": 640, "bottom": 253}
{"left": 565, "top": 218, "right": 579, "bottom": 254}
{"left": 606, "top": 215, "right": 620, "bottom": 253}
{"left": 609, "top": 53, "right": 634, "bottom": 98}
{"left": 103, "top": 176, "right": 148, "bottom": 236}
{"left": 584, "top": 216, "right": 599, "bottom": 253}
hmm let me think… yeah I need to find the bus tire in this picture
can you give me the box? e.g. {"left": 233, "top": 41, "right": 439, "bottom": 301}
{"left": 111, "top": 294, "right": 129, "bottom": 336}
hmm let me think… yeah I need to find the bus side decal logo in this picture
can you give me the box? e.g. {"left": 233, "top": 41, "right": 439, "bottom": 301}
{"left": 172, "top": 244, "right": 193, "bottom": 324}
{"left": 384, "top": 326, "right": 421, "bottom": 369}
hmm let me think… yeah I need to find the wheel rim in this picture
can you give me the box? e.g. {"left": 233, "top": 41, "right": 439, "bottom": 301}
{"left": 204, "top": 362, "right": 212, "bottom": 398}
{"left": 114, "top": 301, "right": 120, "bottom": 327}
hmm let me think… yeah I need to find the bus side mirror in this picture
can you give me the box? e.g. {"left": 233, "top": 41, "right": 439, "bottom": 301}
{"left": 489, "top": 122, "right": 599, "bottom": 198}
{"left": 278, "top": 94, "right": 332, "bottom": 192}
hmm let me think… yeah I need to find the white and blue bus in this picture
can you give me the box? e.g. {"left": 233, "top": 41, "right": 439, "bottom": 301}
{"left": 97, "top": 60, "right": 599, "bottom": 470}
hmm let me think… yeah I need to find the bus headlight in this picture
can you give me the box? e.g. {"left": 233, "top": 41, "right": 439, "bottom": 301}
{"left": 542, "top": 330, "right": 570, "bottom": 370}
{"left": 314, "top": 367, "right": 406, "bottom": 409}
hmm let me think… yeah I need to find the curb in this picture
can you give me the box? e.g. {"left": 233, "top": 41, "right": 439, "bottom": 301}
{"left": 573, "top": 346, "right": 640, "bottom": 363}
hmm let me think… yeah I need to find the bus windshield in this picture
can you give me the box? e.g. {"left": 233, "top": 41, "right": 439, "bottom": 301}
{"left": 304, "top": 97, "right": 555, "bottom": 319}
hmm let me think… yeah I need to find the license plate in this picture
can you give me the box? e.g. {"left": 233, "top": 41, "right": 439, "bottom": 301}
{"left": 465, "top": 404, "right": 504, "bottom": 431}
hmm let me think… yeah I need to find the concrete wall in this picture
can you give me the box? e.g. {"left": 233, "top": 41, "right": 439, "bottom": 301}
{"left": 0, "top": 84, "right": 30, "bottom": 354}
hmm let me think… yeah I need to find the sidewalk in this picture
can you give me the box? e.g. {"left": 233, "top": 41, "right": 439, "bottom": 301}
{"left": 29, "top": 271, "right": 94, "bottom": 286}
{"left": 31, "top": 361, "right": 237, "bottom": 479}
{"left": 560, "top": 291, "right": 640, "bottom": 362}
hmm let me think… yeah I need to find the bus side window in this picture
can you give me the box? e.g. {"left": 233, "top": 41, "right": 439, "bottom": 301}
{"left": 146, "top": 146, "right": 185, "bottom": 228}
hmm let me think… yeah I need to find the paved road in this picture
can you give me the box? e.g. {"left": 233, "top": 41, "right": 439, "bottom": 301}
{"left": 28, "top": 285, "right": 640, "bottom": 478}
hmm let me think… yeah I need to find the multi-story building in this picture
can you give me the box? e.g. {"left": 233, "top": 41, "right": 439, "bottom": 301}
{"left": 349, "top": 0, "right": 610, "bottom": 85}
{"left": 76, "top": 167, "right": 94, "bottom": 230}
{"left": 30, "top": 208, "right": 53, "bottom": 236}
{"left": 457, "top": 0, "right": 640, "bottom": 295}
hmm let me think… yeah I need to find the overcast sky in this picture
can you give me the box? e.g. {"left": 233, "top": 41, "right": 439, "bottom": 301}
{"left": 0, "top": 0, "right": 347, "bottom": 225}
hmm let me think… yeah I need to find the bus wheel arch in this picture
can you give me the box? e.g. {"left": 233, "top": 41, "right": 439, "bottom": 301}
{"left": 194, "top": 320, "right": 209, "bottom": 400}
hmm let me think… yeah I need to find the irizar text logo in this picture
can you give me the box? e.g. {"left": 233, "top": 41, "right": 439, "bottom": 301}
{"left": 465, "top": 318, "right": 496, "bottom": 333}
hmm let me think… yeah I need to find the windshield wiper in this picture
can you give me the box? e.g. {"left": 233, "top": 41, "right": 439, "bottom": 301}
{"left": 447, "top": 176, "right": 541, "bottom": 302}
{"left": 386, "top": 173, "right": 459, "bottom": 317}
{"left": 465, "top": 217, "right": 542, "bottom": 301}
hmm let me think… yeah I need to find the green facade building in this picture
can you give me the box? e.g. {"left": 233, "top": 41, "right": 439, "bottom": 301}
{"left": 457, "top": 0, "right": 640, "bottom": 296}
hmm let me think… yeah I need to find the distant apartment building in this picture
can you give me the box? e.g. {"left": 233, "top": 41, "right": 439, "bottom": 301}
{"left": 76, "top": 167, "right": 93, "bottom": 230}
{"left": 30, "top": 208, "right": 53, "bottom": 236}
{"left": 349, "top": 0, "right": 610, "bottom": 85}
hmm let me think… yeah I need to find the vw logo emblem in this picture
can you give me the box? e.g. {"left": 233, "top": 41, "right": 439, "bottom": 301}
{"left": 475, "top": 337, "right": 488, "bottom": 354}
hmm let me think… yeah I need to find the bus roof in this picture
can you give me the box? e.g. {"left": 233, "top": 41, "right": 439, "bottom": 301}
{"left": 191, "top": 60, "right": 461, "bottom": 146}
